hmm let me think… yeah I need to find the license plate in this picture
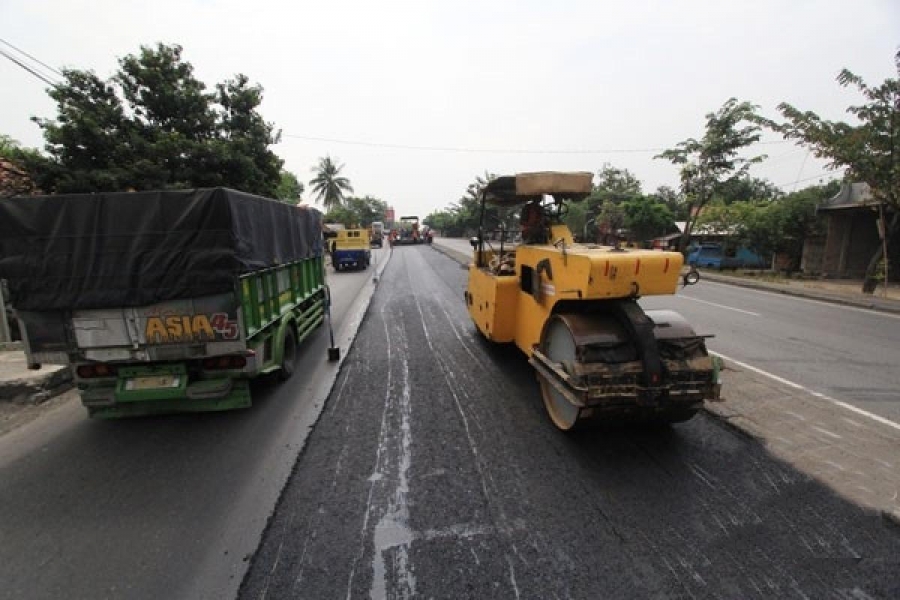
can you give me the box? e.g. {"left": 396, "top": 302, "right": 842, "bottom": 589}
{"left": 125, "top": 375, "right": 181, "bottom": 391}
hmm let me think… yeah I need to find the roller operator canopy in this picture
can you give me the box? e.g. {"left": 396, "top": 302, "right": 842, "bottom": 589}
{"left": 482, "top": 171, "right": 594, "bottom": 206}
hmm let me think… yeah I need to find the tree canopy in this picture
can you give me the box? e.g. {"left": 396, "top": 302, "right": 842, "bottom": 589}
{"left": 274, "top": 170, "right": 304, "bottom": 203}
{"left": 309, "top": 156, "right": 354, "bottom": 210}
{"left": 323, "top": 195, "right": 387, "bottom": 228}
{"left": 766, "top": 50, "right": 899, "bottom": 291}
{"left": 425, "top": 171, "right": 496, "bottom": 237}
{"left": 656, "top": 98, "right": 765, "bottom": 252}
{"left": 23, "top": 43, "right": 284, "bottom": 196}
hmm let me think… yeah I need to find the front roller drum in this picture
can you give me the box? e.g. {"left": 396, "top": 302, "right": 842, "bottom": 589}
{"left": 531, "top": 312, "right": 712, "bottom": 431}
{"left": 533, "top": 317, "right": 587, "bottom": 430}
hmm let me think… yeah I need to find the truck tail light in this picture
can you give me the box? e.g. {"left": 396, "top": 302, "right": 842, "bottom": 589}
{"left": 76, "top": 363, "right": 118, "bottom": 378}
{"left": 201, "top": 355, "right": 247, "bottom": 370}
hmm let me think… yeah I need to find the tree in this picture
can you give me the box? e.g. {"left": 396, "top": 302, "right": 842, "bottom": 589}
{"left": 621, "top": 196, "right": 674, "bottom": 243}
{"left": 656, "top": 98, "right": 766, "bottom": 252}
{"left": 322, "top": 196, "right": 386, "bottom": 228}
{"left": 24, "top": 43, "right": 283, "bottom": 196}
{"left": 345, "top": 196, "right": 388, "bottom": 226}
{"left": 651, "top": 185, "right": 688, "bottom": 220}
{"left": 274, "top": 170, "right": 304, "bottom": 203}
{"left": 0, "top": 135, "right": 42, "bottom": 196}
{"left": 580, "top": 164, "right": 644, "bottom": 243}
{"left": 695, "top": 181, "right": 841, "bottom": 271}
{"left": 715, "top": 176, "right": 781, "bottom": 203}
{"left": 309, "top": 156, "right": 353, "bottom": 210}
{"left": 322, "top": 206, "right": 356, "bottom": 228}
{"left": 213, "top": 73, "right": 283, "bottom": 195}
{"left": 424, "top": 210, "right": 456, "bottom": 235}
{"left": 450, "top": 171, "right": 497, "bottom": 237}
{"left": 766, "top": 50, "right": 900, "bottom": 293}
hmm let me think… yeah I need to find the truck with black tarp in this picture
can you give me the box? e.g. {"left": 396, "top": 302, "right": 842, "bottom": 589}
{"left": 0, "top": 188, "right": 327, "bottom": 418}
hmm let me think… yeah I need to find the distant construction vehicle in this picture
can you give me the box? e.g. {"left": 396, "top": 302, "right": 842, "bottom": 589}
{"left": 392, "top": 216, "right": 422, "bottom": 245}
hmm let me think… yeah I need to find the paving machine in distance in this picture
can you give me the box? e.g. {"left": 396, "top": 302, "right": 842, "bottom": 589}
{"left": 393, "top": 216, "right": 422, "bottom": 245}
{"left": 464, "top": 172, "right": 719, "bottom": 430}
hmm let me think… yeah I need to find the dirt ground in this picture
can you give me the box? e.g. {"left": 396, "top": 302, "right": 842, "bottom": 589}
{"left": 0, "top": 389, "right": 77, "bottom": 438}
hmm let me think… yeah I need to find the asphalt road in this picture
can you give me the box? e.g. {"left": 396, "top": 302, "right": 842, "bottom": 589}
{"left": 0, "top": 247, "right": 386, "bottom": 600}
{"left": 240, "top": 245, "right": 900, "bottom": 600}
{"left": 643, "top": 282, "right": 900, "bottom": 424}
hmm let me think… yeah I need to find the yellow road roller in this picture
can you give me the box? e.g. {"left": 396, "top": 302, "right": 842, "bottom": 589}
{"left": 464, "top": 172, "right": 719, "bottom": 430}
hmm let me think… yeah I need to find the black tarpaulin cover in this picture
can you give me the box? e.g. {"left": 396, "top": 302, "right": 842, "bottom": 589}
{"left": 0, "top": 188, "right": 324, "bottom": 310}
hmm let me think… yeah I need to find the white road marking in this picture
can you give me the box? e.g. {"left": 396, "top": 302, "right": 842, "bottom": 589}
{"left": 711, "top": 350, "right": 900, "bottom": 433}
{"left": 703, "top": 280, "right": 900, "bottom": 320}
{"left": 811, "top": 425, "right": 842, "bottom": 440}
{"left": 679, "top": 295, "right": 760, "bottom": 316}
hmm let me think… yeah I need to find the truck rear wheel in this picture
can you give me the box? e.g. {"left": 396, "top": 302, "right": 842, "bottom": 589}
{"left": 278, "top": 327, "right": 297, "bottom": 381}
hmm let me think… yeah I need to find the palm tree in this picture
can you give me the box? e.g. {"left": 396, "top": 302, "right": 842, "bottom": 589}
{"left": 309, "top": 156, "right": 354, "bottom": 210}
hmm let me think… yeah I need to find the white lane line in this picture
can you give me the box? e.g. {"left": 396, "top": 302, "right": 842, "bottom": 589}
{"left": 679, "top": 295, "right": 760, "bottom": 316}
{"left": 703, "top": 281, "right": 900, "bottom": 320}
{"left": 711, "top": 350, "right": 900, "bottom": 433}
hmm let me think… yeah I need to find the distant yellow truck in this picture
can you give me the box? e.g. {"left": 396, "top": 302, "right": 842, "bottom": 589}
{"left": 330, "top": 229, "right": 372, "bottom": 271}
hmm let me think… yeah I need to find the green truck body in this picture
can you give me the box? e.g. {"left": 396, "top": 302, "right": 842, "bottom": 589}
{"left": 0, "top": 188, "right": 327, "bottom": 418}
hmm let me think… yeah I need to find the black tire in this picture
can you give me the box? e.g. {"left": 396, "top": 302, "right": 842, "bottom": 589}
{"left": 278, "top": 327, "right": 297, "bottom": 381}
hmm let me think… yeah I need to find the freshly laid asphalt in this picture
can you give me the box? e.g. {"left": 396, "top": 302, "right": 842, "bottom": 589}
{"left": 239, "top": 245, "right": 900, "bottom": 600}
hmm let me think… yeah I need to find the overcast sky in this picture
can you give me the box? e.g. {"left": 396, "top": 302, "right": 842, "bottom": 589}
{"left": 2, "top": 0, "right": 898, "bottom": 217}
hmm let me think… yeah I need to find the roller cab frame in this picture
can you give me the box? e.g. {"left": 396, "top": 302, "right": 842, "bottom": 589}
{"left": 464, "top": 172, "right": 719, "bottom": 430}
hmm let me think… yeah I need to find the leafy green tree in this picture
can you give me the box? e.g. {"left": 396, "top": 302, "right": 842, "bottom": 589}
{"left": 450, "top": 171, "right": 497, "bottom": 237}
{"left": 583, "top": 164, "right": 643, "bottom": 243}
{"left": 212, "top": 74, "right": 283, "bottom": 195}
{"left": 274, "top": 170, "right": 304, "bottom": 203}
{"left": 650, "top": 185, "right": 688, "bottom": 220}
{"left": 765, "top": 50, "right": 899, "bottom": 292}
{"left": 592, "top": 163, "right": 642, "bottom": 201}
{"left": 715, "top": 176, "right": 781, "bottom": 203}
{"left": 322, "top": 206, "right": 357, "bottom": 228}
{"left": 24, "top": 43, "right": 283, "bottom": 195}
{"left": 424, "top": 210, "right": 457, "bottom": 235}
{"left": 584, "top": 164, "right": 643, "bottom": 213}
{"left": 767, "top": 182, "right": 839, "bottom": 270}
{"left": 28, "top": 68, "right": 134, "bottom": 192}
{"left": 656, "top": 98, "right": 766, "bottom": 252}
{"left": 309, "top": 156, "right": 354, "bottom": 210}
{"left": 345, "top": 196, "right": 388, "bottom": 226}
{"left": 622, "top": 196, "right": 674, "bottom": 243}
{"left": 322, "top": 195, "right": 386, "bottom": 228}
{"left": 696, "top": 181, "right": 841, "bottom": 271}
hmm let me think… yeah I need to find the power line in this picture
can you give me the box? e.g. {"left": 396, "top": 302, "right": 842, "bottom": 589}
{"left": 777, "top": 170, "right": 840, "bottom": 189}
{"left": 282, "top": 133, "right": 790, "bottom": 156}
{"left": 0, "top": 47, "right": 59, "bottom": 87}
{"left": 0, "top": 36, "right": 63, "bottom": 78}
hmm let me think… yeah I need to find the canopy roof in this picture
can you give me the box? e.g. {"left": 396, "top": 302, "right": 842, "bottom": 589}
{"left": 482, "top": 171, "right": 593, "bottom": 206}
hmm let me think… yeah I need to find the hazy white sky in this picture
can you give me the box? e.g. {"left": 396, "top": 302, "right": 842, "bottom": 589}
{"left": 1, "top": 0, "right": 897, "bottom": 217}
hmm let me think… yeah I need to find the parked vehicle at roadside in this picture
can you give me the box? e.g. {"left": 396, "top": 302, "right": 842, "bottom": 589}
{"left": 688, "top": 243, "right": 767, "bottom": 270}
{"left": 370, "top": 221, "right": 385, "bottom": 248}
